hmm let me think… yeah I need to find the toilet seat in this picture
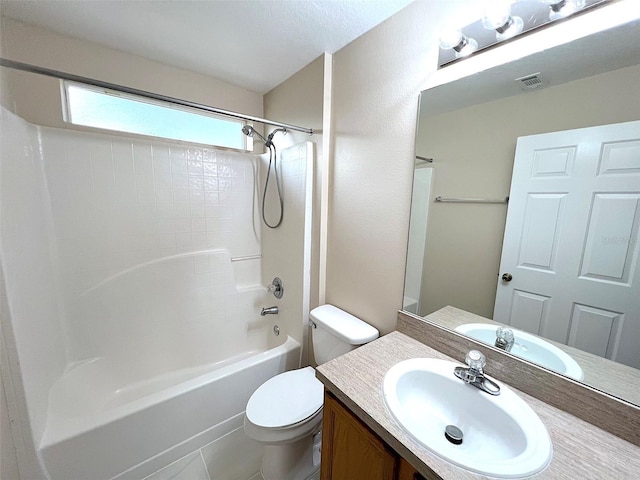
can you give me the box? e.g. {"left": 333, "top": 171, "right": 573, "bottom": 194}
{"left": 244, "top": 367, "right": 324, "bottom": 444}
{"left": 246, "top": 367, "right": 324, "bottom": 428}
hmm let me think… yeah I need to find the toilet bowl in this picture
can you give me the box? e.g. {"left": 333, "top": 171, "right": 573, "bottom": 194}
{"left": 244, "top": 304, "right": 378, "bottom": 480}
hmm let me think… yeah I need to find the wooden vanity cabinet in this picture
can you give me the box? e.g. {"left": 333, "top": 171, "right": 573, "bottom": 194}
{"left": 320, "top": 391, "right": 442, "bottom": 480}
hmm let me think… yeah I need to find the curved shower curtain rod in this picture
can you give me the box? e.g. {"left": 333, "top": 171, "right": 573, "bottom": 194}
{"left": 0, "top": 57, "right": 314, "bottom": 135}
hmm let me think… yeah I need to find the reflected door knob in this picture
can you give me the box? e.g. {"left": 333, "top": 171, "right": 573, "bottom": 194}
{"left": 502, "top": 273, "right": 513, "bottom": 282}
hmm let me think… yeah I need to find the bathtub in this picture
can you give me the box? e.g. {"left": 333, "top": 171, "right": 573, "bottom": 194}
{"left": 39, "top": 334, "right": 301, "bottom": 480}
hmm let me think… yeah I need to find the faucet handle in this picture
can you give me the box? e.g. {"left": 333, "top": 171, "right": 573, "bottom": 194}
{"left": 267, "top": 277, "right": 284, "bottom": 299}
{"left": 465, "top": 350, "right": 486, "bottom": 372}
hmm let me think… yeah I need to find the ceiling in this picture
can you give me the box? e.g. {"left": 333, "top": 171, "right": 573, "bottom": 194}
{"left": 0, "top": 0, "right": 414, "bottom": 94}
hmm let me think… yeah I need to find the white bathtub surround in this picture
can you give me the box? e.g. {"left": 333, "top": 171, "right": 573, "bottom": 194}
{"left": 260, "top": 140, "right": 315, "bottom": 363}
{"left": 0, "top": 107, "right": 315, "bottom": 479}
{"left": 0, "top": 108, "right": 66, "bottom": 480}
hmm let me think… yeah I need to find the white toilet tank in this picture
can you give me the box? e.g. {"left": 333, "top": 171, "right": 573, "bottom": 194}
{"left": 310, "top": 304, "right": 379, "bottom": 365}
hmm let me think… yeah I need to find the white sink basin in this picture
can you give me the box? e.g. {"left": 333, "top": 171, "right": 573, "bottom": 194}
{"left": 383, "top": 358, "right": 552, "bottom": 478}
{"left": 455, "top": 323, "right": 583, "bottom": 380}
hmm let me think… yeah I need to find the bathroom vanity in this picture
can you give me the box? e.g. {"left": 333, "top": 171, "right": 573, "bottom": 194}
{"left": 316, "top": 319, "right": 640, "bottom": 479}
{"left": 321, "top": 391, "right": 437, "bottom": 480}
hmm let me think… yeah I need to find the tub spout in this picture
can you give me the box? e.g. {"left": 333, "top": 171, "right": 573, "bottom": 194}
{"left": 261, "top": 306, "right": 279, "bottom": 316}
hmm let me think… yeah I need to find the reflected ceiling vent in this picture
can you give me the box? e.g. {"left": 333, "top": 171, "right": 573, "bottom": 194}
{"left": 515, "top": 72, "right": 547, "bottom": 91}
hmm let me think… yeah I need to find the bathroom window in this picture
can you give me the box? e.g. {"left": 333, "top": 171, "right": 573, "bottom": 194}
{"left": 62, "top": 81, "right": 247, "bottom": 149}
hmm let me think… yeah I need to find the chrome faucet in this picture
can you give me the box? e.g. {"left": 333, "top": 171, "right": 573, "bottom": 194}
{"left": 454, "top": 350, "right": 501, "bottom": 395}
{"left": 495, "top": 327, "right": 515, "bottom": 352}
{"left": 261, "top": 306, "right": 279, "bottom": 316}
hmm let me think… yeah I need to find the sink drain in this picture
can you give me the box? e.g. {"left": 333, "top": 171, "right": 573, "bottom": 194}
{"left": 444, "top": 425, "right": 463, "bottom": 445}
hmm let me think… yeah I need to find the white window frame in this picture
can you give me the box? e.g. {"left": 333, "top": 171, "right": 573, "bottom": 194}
{"left": 61, "top": 80, "right": 249, "bottom": 150}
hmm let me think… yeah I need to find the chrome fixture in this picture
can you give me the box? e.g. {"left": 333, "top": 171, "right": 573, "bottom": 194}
{"left": 242, "top": 125, "right": 269, "bottom": 145}
{"left": 242, "top": 125, "right": 287, "bottom": 229}
{"left": 454, "top": 350, "right": 501, "bottom": 395}
{"left": 435, "top": 196, "right": 509, "bottom": 204}
{"left": 261, "top": 306, "right": 279, "bottom": 316}
{"left": 268, "top": 277, "right": 284, "bottom": 299}
{"left": 444, "top": 424, "right": 464, "bottom": 445}
{"left": 495, "top": 327, "right": 515, "bottom": 352}
{"left": 273, "top": 325, "right": 280, "bottom": 336}
{"left": 437, "top": 0, "right": 608, "bottom": 68}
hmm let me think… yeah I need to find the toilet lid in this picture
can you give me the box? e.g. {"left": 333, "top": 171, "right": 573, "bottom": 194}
{"left": 246, "top": 367, "right": 324, "bottom": 428}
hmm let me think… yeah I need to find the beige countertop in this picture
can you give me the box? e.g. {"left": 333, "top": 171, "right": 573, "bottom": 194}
{"left": 316, "top": 331, "right": 640, "bottom": 480}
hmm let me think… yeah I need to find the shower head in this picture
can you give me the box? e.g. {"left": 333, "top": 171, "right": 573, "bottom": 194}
{"left": 242, "top": 125, "right": 287, "bottom": 147}
{"left": 266, "top": 128, "right": 287, "bottom": 145}
{"left": 241, "top": 125, "right": 268, "bottom": 145}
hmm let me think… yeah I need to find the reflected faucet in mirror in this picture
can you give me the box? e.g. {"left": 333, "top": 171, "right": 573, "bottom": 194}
{"left": 495, "top": 327, "right": 514, "bottom": 352}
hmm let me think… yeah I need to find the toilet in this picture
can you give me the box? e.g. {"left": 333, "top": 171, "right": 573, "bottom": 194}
{"left": 244, "top": 304, "right": 379, "bottom": 480}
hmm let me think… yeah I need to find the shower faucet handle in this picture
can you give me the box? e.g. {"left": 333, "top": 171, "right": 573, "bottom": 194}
{"left": 267, "top": 277, "right": 284, "bottom": 299}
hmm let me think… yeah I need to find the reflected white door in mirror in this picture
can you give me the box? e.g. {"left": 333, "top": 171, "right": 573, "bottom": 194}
{"left": 495, "top": 121, "right": 640, "bottom": 370}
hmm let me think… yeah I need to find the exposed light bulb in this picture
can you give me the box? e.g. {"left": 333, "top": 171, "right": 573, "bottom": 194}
{"left": 439, "top": 30, "right": 464, "bottom": 50}
{"left": 482, "top": 0, "right": 524, "bottom": 41}
{"left": 542, "top": 0, "right": 586, "bottom": 20}
{"left": 456, "top": 37, "right": 479, "bottom": 57}
{"left": 439, "top": 30, "right": 478, "bottom": 57}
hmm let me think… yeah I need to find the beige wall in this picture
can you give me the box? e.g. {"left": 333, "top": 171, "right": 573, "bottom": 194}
{"left": 418, "top": 64, "right": 640, "bottom": 318}
{"left": 325, "top": 1, "right": 463, "bottom": 335}
{"left": 0, "top": 16, "right": 263, "bottom": 129}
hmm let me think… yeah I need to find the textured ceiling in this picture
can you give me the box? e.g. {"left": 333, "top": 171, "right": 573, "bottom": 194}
{"left": 1, "top": 0, "right": 415, "bottom": 93}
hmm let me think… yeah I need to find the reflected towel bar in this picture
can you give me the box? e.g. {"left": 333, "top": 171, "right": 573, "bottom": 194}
{"left": 435, "top": 196, "right": 509, "bottom": 204}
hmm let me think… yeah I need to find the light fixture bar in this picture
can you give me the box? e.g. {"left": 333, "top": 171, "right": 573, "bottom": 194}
{"left": 438, "top": 0, "right": 609, "bottom": 68}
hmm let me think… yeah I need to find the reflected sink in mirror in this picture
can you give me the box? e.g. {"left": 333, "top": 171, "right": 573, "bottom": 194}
{"left": 456, "top": 323, "right": 583, "bottom": 381}
{"left": 383, "top": 358, "right": 552, "bottom": 478}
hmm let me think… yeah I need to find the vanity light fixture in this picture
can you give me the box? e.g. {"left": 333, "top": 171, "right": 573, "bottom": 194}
{"left": 437, "top": 0, "right": 609, "bottom": 68}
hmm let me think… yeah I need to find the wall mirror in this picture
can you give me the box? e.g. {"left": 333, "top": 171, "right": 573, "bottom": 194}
{"left": 405, "top": 14, "right": 640, "bottom": 407}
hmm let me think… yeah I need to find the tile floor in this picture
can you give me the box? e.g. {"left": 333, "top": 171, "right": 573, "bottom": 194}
{"left": 143, "top": 426, "right": 262, "bottom": 480}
